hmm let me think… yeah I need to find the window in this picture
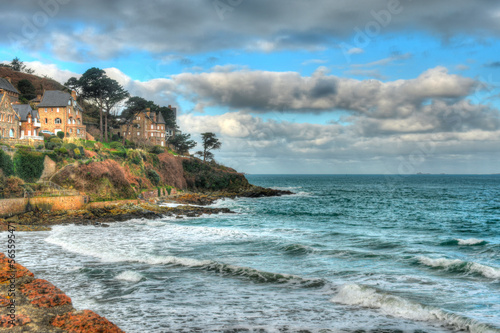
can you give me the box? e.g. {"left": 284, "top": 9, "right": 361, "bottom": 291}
{"left": 45, "top": 118, "right": 48, "bottom": 124}
{"left": 151, "top": 124, "right": 154, "bottom": 129}
{"left": 161, "top": 141, "right": 164, "bottom": 146}
{"left": 70, "top": 129, "right": 73, "bottom": 133}
{"left": 72, "top": 119, "right": 75, "bottom": 124}
{"left": 57, "top": 108, "right": 60, "bottom": 112}
{"left": 28, "top": 117, "right": 31, "bottom": 123}
{"left": 77, "top": 129, "right": 80, "bottom": 134}
{"left": 45, "top": 108, "right": 47, "bottom": 112}
{"left": 27, "top": 130, "right": 31, "bottom": 136}
{"left": 68, "top": 118, "right": 71, "bottom": 124}
{"left": 151, "top": 133, "right": 153, "bottom": 137}
{"left": 77, "top": 119, "right": 81, "bottom": 125}
{"left": 68, "top": 100, "right": 71, "bottom": 106}
{"left": 9, "top": 129, "right": 14, "bottom": 137}
{"left": 55, "top": 118, "right": 62, "bottom": 124}
{"left": 137, "top": 132, "right": 140, "bottom": 136}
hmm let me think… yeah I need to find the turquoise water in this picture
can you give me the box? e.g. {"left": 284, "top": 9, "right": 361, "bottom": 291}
{"left": 8, "top": 175, "right": 500, "bottom": 332}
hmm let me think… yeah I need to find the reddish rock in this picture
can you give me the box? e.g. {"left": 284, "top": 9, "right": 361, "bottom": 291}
{"left": 20, "top": 278, "right": 72, "bottom": 308}
{"left": 0, "top": 253, "right": 34, "bottom": 282}
{"left": 52, "top": 310, "right": 124, "bottom": 333}
{"left": 0, "top": 296, "right": 10, "bottom": 307}
{"left": 0, "top": 313, "right": 31, "bottom": 328}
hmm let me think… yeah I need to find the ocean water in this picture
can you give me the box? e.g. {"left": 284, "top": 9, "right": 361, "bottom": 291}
{"left": 6, "top": 175, "right": 500, "bottom": 332}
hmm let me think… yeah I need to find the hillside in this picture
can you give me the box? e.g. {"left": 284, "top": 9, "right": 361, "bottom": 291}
{"left": 0, "top": 67, "right": 66, "bottom": 97}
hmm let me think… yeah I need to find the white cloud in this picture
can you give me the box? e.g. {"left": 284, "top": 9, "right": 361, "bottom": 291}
{"left": 24, "top": 61, "right": 80, "bottom": 83}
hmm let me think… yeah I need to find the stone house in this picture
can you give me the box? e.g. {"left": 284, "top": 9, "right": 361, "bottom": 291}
{"left": 12, "top": 104, "right": 41, "bottom": 139}
{"left": 0, "top": 92, "right": 19, "bottom": 139}
{"left": 0, "top": 77, "right": 19, "bottom": 103}
{"left": 37, "top": 90, "right": 87, "bottom": 138}
{"left": 119, "top": 108, "right": 168, "bottom": 146}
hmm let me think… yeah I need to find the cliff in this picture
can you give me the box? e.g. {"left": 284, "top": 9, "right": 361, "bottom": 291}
{"left": 0, "top": 252, "right": 123, "bottom": 332}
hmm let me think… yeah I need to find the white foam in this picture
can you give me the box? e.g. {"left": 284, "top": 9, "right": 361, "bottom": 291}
{"left": 115, "top": 271, "right": 144, "bottom": 282}
{"left": 456, "top": 238, "right": 486, "bottom": 245}
{"left": 417, "top": 256, "right": 500, "bottom": 279}
{"left": 331, "top": 284, "right": 499, "bottom": 333}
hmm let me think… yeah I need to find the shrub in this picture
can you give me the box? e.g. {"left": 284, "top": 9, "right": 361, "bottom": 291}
{"left": 111, "top": 134, "right": 120, "bottom": 142}
{"left": 149, "top": 145, "right": 164, "bottom": 154}
{"left": 124, "top": 140, "right": 136, "bottom": 149}
{"left": 57, "top": 147, "right": 68, "bottom": 155}
{"left": 2, "top": 176, "right": 25, "bottom": 198}
{"left": 45, "top": 141, "right": 59, "bottom": 150}
{"left": 15, "top": 144, "right": 32, "bottom": 150}
{"left": 57, "top": 131, "right": 65, "bottom": 139}
{"left": 146, "top": 169, "right": 160, "bottom": 186}
{"left": 13, "top": 150, "right": 45, "bottom": 182}
{"left": 36, "top": 144, "right": 44, "bottom": 150}
{"left": 109, "top": 141, "right": 124, "bottom": 150}
{"left": 110, "top": 151, "right": 127, "bottom": 159}
{"left": 128, "top": 151, "right": 143, "bottom": 165}
{"left": 0, "top": 150, "right": 14, "bottom": 177}
{"left": 50, "top": 138, "right": 62, "bottom": 144}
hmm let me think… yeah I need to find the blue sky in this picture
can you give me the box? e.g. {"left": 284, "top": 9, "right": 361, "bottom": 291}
{"left": 1, "top": 0, "right": 499, "bottom": 174}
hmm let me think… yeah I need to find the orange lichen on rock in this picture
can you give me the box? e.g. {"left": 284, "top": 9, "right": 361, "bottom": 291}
{"left": 52, "top": 310, "right": 124, "bottom": 333}
{"left": 0, "top": 253, "right": 34, "bottom": 283}
{"left": 20, "top": 279, "right": 72, "bottom": 308}
{"left": 0, "top": 296, "right": 9, "bottom": 307}
{"left": 0, "top": 313, "right": 31, "bottom": 328}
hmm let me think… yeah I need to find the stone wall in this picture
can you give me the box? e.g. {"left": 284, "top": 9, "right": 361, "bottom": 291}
{"left": 0, "top": 196, "right": 87, "bottom": 217}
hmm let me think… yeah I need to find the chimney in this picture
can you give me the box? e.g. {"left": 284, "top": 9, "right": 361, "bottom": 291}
{"left": 71, "top": 90, "right": 77, "bottom": 100}
{"left": 37, "top": 94, "right": 42, "bottom": 100}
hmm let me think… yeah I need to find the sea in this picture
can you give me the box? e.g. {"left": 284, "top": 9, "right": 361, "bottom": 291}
{"left": 7, "top": 175, "right": 500, "bottom": 333}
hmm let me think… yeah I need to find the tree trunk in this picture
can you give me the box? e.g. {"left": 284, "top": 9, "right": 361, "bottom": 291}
{"left": 105, "top": 111, "right": 108, "bottom": 142}
{"left": 99, "top": 103, "right": 103, "bottom": 142}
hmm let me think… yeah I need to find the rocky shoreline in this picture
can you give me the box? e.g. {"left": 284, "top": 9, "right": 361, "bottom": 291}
{"left": 0, "top": 186, "right": 293, "bottom": 232}
{"left": 0, "top": 252, "right": 124, "bottom": 332}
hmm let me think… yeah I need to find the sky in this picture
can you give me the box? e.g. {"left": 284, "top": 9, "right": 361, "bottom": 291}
{"left": 1, "top": 0, "right": 500, "bottom": 174}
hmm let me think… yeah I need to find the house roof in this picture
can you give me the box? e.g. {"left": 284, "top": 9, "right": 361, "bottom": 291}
{"left": 38, "top": 91, "right": 71, "bottom": 107}
{"left": 156, "top": 112, "right": 166, "bottom": 124}
{"left": 0, "top": 78, "right": 19, "bottom": 94}
{"left": 12, "top": 104, "right": 37, "bottom": 122}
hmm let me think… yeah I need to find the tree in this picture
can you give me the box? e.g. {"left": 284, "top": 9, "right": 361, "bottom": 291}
{"left": 10, "top": 57, "right": 23, "bottom": 71}
{"left": 197, "top": 132, "right": 221, "bottom": 162}
{"left": 17, "top": 79, "right": 36, "bottom": 102}
{"left": 158, "top": 106, "right": 177, "bottom": 130}
{"left": 64, "top": 77, "right": 81, "bottom": 95}
{"left": 101, "top": 77, "right": 129, "bottom": 142}
{"left": 10, "top": 57, "right": 34, "bottom": 74}
{"left": 69, "top": 68, "right": 129, "bottom": 142}
{"left": 170, "top": 133, "right": 197, "bottom": 155}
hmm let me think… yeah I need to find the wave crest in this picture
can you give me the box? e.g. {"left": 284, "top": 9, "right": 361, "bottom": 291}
{"left": 331, "top": 284, "right": 500, "bottom": 333}
{"left": 417, "top": 256, "right": 500, "bottom": 279}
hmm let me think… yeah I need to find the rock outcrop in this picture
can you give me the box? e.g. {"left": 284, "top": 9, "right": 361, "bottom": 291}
{"left": 0, "top": 253, "right": 124, "bottom": 332}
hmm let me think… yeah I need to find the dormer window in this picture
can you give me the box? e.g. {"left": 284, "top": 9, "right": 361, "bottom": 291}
{"left": 68, "top": 100, "right": 71, "bottom": 106}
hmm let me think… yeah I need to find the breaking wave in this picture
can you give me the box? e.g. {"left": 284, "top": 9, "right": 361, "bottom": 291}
{"left": 331, "top": 284, "right": 500, "bottom": 333}
{"left": 417, "top": 256, "right": 500, "bottom": 280}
